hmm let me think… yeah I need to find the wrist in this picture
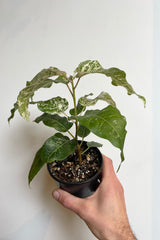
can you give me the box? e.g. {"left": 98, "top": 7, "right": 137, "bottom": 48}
{"left": 114, "top": 227, "right": 136, "bottom": 240}
{"left": 101, "top": 223, "right": 136, "bottom": 240}
{"left": 120, "top": 225, "right": 136, "bottom": 240}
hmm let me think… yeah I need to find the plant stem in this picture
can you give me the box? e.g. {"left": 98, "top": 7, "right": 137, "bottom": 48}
{"left": 77, "top": 144, "right": 82, "bottom": 165}
{"left": 29, "top": 101, "right": 41, "bottom": 105}
{"left": 71, "top": 80, "right": 82, "bottom": 165}
{"left": 81, "top": 147, "right": 90, "bottom": 155}
{"left": 80, "top": 138, "right": 84, "bottom": 147}
{"left": 71, "top": 81, "right": 78, "bottom": 139}
{"left": 66, "top": 84, "right": 73, "bottom": 96}
{"left": 62, "top": 111, "right": 69, "bottom": 118}
{"left": 67, "top": 130, "right": 75, "bottom": 139}
{"left": 74, "top": 77, "right": 81, "bottom": 89}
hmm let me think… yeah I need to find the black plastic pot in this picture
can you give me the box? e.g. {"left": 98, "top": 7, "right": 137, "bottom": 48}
{"left": 47, "top": 143, "right": 103, "bottom": 198}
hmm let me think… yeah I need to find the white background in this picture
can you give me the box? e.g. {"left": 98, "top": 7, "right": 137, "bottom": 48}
{"left": 153, "top": 0, "right": 160, "bottom": 239}
{"left": 0, "top": 1, "right": 153, "bottom": 240}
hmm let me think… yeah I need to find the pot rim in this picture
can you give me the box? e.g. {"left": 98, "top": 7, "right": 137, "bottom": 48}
{"left": 47, "top": 146, "right": 103, "bottom": 186}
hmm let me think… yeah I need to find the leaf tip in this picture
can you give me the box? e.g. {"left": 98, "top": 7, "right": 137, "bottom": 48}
{"left": 28, "top": 175, "right": 32, "bottom": 187}
{"left": 143, "top": 98, "right": 146, "bottom": 108}
{"left": 116, "top": 163, "right": 121, "bottom": 173}
{"left": 116, "top": 151, "right": 125, "bottom": 172}
{"left": 7, "top": 117, "right": 11, "bottom": 125}
{"left": 136, "top": 94, "right": 146, "bottom": 108}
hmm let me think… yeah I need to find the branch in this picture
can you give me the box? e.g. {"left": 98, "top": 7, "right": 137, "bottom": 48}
{"left": 67, "top": 130, "right": 75, "bottom": 139}
{"left": 29, "top": 101, "right": 41, "bottom": 105}
{"left": 74, "top": 77, "right": 81, "bottom": 89}
{"left": 66, "top": 84, "right": 73, "bottom": 96}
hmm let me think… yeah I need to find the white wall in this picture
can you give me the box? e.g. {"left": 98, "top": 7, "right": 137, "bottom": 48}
{"left": 153, "top": 0, "right": 160, "bottom": 239}
{"left": 0, "top": 1, "right": 153, "bottom": 240}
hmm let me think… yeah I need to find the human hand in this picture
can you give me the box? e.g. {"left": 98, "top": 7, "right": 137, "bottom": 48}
{"left": 52, "top": 155, "right": 136, "bottom": 240}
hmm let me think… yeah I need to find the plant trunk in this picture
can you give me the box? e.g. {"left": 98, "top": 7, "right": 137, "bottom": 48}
{"left": 77, "top": 143, "right": 82, "bottom": 165}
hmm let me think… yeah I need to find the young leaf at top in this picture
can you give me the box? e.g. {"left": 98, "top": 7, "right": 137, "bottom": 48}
{"left": 74, "top": 60, "right": 146, "bottom": 106}
{"left": 41, "top": 133, "right": 78, "bottom": 163}
{"left": 74, "top": 60, "right": 103, "bottom": 78}
{"left": 34, "top": 113, "right": 73, "bottom": 132}
{"left": 28, "top": 147, "right": 44, "bottom": 185}
{"left": 76, "top": 105, "right": 127, "bottom": 163}
{"left": 17, "top": 67, "right": 67, "bottom": 121}
{"left": 79, "top": 91, "right": 116, "bottom": 108}
{"left": 37, "top": 97, "right": 68, "bottom": 114}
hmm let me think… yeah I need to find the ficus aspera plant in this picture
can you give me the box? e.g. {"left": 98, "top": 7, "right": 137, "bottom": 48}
{"left": 8, "top": 60, "right": 145, "bottom": 184}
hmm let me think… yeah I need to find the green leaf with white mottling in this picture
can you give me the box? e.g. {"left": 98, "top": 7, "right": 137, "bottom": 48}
{"left": 34, "top": 113, "right": 73, "bottom": 132}
{"left": 74, "top": 60, "right": 145, "bottom": 106}
{"left": 74, "top": 60, "right": 103, "bottom": 78}
{"left": 28, "top": 147, "right": 44, "bottom": 185}
{"left": 17, "top": 79, "right": 53, "bottom": 121}
{"left": 8, "top": 102, "right": 18, "bottom": 123}
{"left": 17, "top": 67, "right": 67, "bottom": 121}
{"left": 76, "top": 105, "right": 127, "bottom": 163}
{"left": 87, "top": 141, "right": 103, "bottom": 148}
{"left": 79, "top": 91, "right": 116, "bottom": 107}
{"left": 78, "top": 125, "right": 90, "bottom": 138}
{"left": 53, "top": 76, "right": 69, "bottom": 84}
{"left": 101, "top": 68, "right": 146, "bottom": 106}
{"left": 41, "top": 133, "right": 78, "bottom": 163}
{"left": 98, "top": 92, "right": 116, "bottom": 106}
{"left": 37, "top": 97, "right": 68, "bottom": 114}
{"left": 28, "top": 67, "right": 67, "bottom": 85}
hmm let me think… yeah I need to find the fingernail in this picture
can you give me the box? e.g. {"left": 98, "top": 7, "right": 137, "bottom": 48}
{"left": 53, "top": 191, "right": 60, "bottom": 200}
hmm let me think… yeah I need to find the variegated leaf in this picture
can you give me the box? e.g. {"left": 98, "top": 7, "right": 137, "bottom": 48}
{"left": 74, "top": 60, "right": 146, "bottom": 106}
{"left": 34, "top": 113, "right": 73, "bottom": 132}
{"left": 37, "top": 97, "right": 68, "bottom": 114}
{"left": 74, "top": 60, "right": 102, "bottom": 78}
{"left": 101, "top": 68, "right": 146, "bottom": 106}
{"left": 17, "top": 67, "right": 67, "bottom": 121}
{"left": 17, "top": 79, "right": 53, "bottom": 121}
{"left": 53, "top": 76, "right": 69, "bottom": 84}
{"left": 79, "top": 91, "right": 116, "bottom": 107}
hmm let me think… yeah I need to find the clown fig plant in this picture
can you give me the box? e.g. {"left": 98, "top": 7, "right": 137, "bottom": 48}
{"left": 8, "top": 60, "right": 145, "bottom": 184}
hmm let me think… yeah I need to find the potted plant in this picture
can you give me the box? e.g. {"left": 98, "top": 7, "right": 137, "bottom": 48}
{"left": 8, "top": 60, "right": 145, "bottom": 198}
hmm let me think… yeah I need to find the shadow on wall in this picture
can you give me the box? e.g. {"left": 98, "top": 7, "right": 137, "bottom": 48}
{"left": 3, "top": 121, "right": 84, "bottom": 240}
{"left": 6, "top": 120, "right": 54, "bottom": 162}
{"left": 0, "top": 211, "right": 51, "bottom": 240}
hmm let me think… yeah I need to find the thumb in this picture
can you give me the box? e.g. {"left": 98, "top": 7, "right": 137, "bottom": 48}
{"left": 52, "top": 189, "right": 84, "bottom": 215}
